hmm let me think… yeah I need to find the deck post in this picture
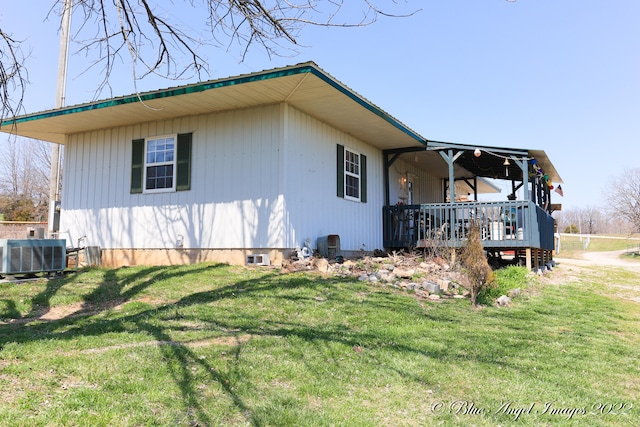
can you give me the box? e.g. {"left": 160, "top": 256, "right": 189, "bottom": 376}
{"left": 514, "top": 157, "right": 529, "bottom": 201}
{"left": 525, "top": 248, "right": 532, "bottom": 270}
{"left": 439, "top": 149, "right": 462, "bottom": 203}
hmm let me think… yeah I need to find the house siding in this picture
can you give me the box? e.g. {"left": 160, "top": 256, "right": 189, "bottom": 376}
{"left": 387, "top": 158, "right": 442, "bottom": 205}
{"left": 61, "top": 106, "right": 286, "bottom": 251}
{"left": 60, "top": 102, "right": 390, "bottom": 255}
{"left": 282, "top": 105, "right": 384, "bottom": 253}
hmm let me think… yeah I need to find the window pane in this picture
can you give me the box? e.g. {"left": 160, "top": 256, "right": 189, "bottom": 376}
{"left": 344, "top": 149, "right": 361, "bottom": 200}
{"left": 145, "top": 136, "right": 176, "bottom": 191}
{"left": 146, "top": 165, "right": 174, "bottom": 190}
{"left": 346, "top": 175, "right": 359, "bottom": 198}
{"left": 345, "top": 150, "right": 359, "bottom": 174}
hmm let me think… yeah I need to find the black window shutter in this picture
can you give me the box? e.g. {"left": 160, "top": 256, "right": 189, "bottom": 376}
{"left": 130, "top": 138, "right": 144, "bottom": 194}
{"left": 176, "top": 133, "right": 192, "bottom": 191}
{"left": 360, "top": 153, "right": 367, "bottom": 203}
{"left": 337, "top": 144, "right": 344, "bottom": 198}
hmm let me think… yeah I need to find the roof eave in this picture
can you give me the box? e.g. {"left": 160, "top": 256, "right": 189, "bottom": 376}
{"left": 1, "top": 62, "right": 426, "bottom": 149}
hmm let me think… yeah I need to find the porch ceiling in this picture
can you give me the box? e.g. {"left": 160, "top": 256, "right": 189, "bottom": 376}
{"left": 392, "top": 149, "right": 501, "bottom": 194}
{"left": 1, "top": 62, "right": 425, "bottom": 150}
{"left": 427, "top": 141, "right": 563, "bottom": 184}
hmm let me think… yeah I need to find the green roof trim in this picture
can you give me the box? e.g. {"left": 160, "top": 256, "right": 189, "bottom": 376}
{"left": 306, "top": 67, "right": 425, "bottom": 144}
{"left": 1, "top": 62, "right": 425, "bottom": 144}
{"left": 1, "top": 65, "right": 315, "bottom": 126}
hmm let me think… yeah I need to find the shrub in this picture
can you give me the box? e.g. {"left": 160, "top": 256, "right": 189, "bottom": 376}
{"left": 458, "top": 221, "right": 496, "bottom": 307}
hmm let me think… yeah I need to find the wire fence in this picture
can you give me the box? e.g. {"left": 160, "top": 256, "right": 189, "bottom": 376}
{"left": 626, "top": 244, "right": 640, "bottom": 256}
{"left": 558, "top": 233, "right": 640, "bottom": 255}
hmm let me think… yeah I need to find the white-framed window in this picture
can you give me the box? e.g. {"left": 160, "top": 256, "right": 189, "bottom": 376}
{"left": 336, "top": 144, "right": 367, "bottom": 203}
{"left": 131, "top": 133, "right": 192, "bottom": 195}
{"left": 344, "top": 148, "right": 361, "bottom": 201}
{"left": 144, "top": 135, "right": 176, "bottom": 193}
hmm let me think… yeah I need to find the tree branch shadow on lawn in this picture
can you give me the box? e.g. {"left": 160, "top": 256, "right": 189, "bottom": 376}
{"left": 0, "top": 265, "right": 542, "bottom": 426}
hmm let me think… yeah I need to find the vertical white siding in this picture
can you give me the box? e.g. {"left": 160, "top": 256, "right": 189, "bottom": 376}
{"left": 60, "top": 105, "right": 286, "bottom": 250}
{"left": 282, "top": 105, "right": 385, "bottom": 252}
{"left": 59, "top": 102, "right": 429, "bottom": 254}
{"left": 388, "top": 158, "right": 443, "bottom": 205}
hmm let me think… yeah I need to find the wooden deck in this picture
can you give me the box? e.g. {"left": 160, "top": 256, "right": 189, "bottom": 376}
{"left": 383, "top": 201, "right": 556, "bottom": 268}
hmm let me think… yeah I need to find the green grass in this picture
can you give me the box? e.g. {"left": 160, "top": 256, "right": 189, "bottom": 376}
{"left": 1, "top": 263, "right": 639, "bottom": 426}
{"left": 559, "top": 234, "right": 640, "bottom": 258}
{"left": 476, "top": 265, "right": 530, "bottom": 305}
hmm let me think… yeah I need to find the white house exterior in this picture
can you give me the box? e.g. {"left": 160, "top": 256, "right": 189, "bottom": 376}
{"left": 1, "top": 62, "right": 564, "bottom": 269}
{"left": 2, "top": 63, "right": 435, "bottom": 266}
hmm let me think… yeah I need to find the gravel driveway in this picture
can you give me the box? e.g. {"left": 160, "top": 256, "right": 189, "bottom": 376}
{"left": 555, "top": 250, "right": 640, "bottom": 303}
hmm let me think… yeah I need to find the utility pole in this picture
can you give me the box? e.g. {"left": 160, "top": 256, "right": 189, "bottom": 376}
{"left": 48, "top": 0, "right": 72, "bottom": 236}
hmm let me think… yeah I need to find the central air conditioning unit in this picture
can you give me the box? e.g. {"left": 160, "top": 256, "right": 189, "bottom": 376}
{"left": 0, "top": 239, "right": 67, "bottom": 276}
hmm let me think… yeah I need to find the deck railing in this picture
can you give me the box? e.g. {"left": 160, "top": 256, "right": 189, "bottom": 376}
{"left": 383, "top": 201, "right": 555, "bottom": 250}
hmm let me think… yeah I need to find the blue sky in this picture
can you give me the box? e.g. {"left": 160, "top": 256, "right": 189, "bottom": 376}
{"left": 2, "top": 0, "right": 639, "bottom": 210}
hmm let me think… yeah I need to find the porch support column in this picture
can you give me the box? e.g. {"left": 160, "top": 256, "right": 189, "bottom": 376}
{"left": 383, "top": 150, "right": 402, "bottom": 206}
{"left": 473, "top": 176, "right": 478, "bottom": 201}
{"left": 439, "top": 149, "right": 462, "bottom": 203}
{"left": 514, "top": 157, "right": 529, "bottom": 201}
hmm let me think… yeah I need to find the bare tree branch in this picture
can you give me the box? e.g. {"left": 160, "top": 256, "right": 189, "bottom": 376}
{"left": 0, "top": 29, "right": 27, "bottom": 122}
{"left": 3, "top": 0, "right": 424, "bottom": 118}
{"left": 0, "top": 137, "right": 52, "bottom": 221}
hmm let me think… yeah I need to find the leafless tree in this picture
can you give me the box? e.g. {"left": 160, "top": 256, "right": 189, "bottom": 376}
{"left": 1, "top": 0, "right": 420, "bottom": 120}
{"left": 605, "top": 167, "right": 640, "bottom": 233}
{"left": 580, "top": 205, "right": 602, "bottom": 235}
{"left": 555, "top": 209, "right": 579, "bottom": 234}
{"left": 0, "top": 137, "right": 51, "bottom": 220}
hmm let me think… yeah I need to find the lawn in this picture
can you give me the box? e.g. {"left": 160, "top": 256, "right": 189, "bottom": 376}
{"left": 1, "top": 263, "right": 638, "bottom": 426}
{"left": 559, "top": 234, "right": 640, "bottom": 259}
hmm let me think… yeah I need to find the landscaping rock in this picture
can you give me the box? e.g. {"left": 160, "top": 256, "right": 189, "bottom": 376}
{"left": 394, "top": 268, "right": 415, "bottom": 279}
{"left": 424, "top": 281, "right": 441, "bottom": 294}
{"left": 427, "top": 294, "right": 441, "bottom": 301}
{"left": 436, "top": 278, "right": 451, "bottom": 292}
{"left": 415, "top": 290, "right": 429, "bottom": 298}
{"left": 419, "top": 262, "right": 439, "bottom": 273}
{"left": 316, "top": 258, "right": 329, "bottom": 273}
{"left": 495, "top": 295, "right": 512, "bottom": 306}
{"left": 342, "top": 260, "right": 357, "bottom": 269}
{"left": 377, "top": 272, "right": 392, "bottom": 283}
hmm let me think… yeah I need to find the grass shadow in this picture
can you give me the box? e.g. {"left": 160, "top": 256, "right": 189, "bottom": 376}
{"left": 2, "top": 263, "right": 638, "bottom": 425}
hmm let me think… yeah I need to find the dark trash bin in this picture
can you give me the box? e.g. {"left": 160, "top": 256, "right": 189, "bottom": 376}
{"left": 317, "top": 235, "right": 340, "bottom": 259}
